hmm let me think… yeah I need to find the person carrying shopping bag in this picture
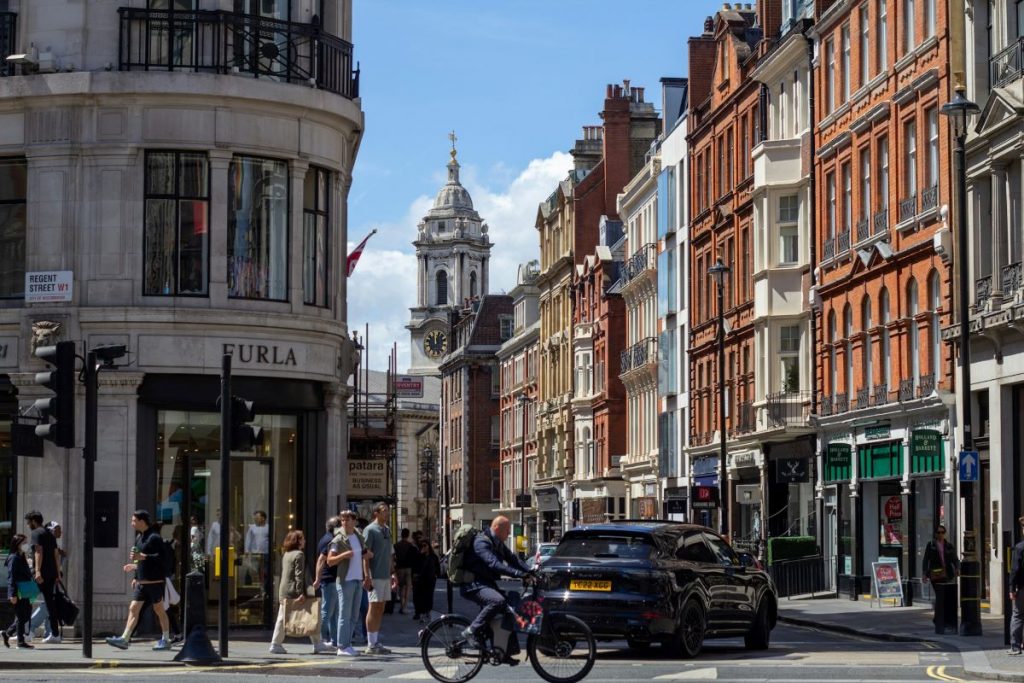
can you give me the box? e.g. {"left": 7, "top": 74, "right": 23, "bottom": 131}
{"left": 923, "top": 524, "right": 960, "bottom": 634}
{"left": 269, "top": 530, "right": 332, "bottom": 655}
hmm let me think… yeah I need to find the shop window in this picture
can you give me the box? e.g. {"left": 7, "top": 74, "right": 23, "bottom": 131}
{"left": 228, "top": 155, "right": 289, "bottom": 300}
{"left": 302, "top": 166, "right": 330, "bottom": 307}
{"left": 0, "top": 158, "right": 26, "bottom": 299}
{"left": 144, "top": 152, "right": 209, "bottom": 296}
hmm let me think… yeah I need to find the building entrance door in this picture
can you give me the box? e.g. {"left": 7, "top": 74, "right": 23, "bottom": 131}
{"left": 824, "top": 487, "right": 838, "bottom": 592}
{"left": 185, "top": 457, "right": 275, "bottom": 628}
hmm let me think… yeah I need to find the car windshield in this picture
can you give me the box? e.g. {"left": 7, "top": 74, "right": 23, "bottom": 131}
{"left": 552, "top": 534, "right": 655, "bottom": 560}
{"left": 539, "top": 545, "right": 556, "bottom": 557}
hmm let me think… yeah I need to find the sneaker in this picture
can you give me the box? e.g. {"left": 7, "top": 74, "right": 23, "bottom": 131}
{"left": 1, "top": 630, "right": 9, "bottom": 648}
{"left": 105, "top": 636, "right": 130, "bottom": 650}
{"left": 313, "top": 642, "right": 334, "bottom": 654}
{"left": 459, "top": 626, "right": 477, "bottom": 643}
{"left": 337, "top": 646, "right": 359, "bottom": 657}
{"left": 268, "top": 643, "right": 287, "bottom": 654}
{"left": 364, "top": 643, "right": 392, "bottom": 655}
{"left": 1008, "top": 647, "right": 1022, "bottom": 656}
{"left": 152, "top": 639, "right": 171, "bottom": 651}
{"left": 169, "top": 634, "right": 184, "bottom": 645}
{"left": 42, "top": 635, "right": 62, "bottom": 644}
{"left": 16, "top": 642, "right": 34, "bottom": 649}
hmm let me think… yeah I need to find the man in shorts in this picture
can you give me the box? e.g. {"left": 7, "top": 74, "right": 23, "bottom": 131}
{"left": 105, "top": 510, "right": 171, "bottom": 651}
{"left": 361, "top": 502, "right": 394, "bottom": 655}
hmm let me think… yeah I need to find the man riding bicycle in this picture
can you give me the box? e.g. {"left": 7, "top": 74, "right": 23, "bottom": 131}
{"left": 459, "top": 516, "right": 533, "bottom": 660}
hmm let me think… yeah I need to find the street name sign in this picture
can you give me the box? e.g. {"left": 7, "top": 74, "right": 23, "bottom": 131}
{"left": 25, "top": 270, "right": 73, "bottom": 303}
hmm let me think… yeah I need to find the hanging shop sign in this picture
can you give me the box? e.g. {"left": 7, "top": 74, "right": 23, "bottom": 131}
{"left": 911, "top": 429, "right": 943, "bottom": 474}
{"left": 347, "top": 458, "right": 387, "bottom": 498}
{"left": 776, "top": 457, "right": 809, "bottom": 484}
{"left": 691, "top": 485, "right": 720, "bottom": 510}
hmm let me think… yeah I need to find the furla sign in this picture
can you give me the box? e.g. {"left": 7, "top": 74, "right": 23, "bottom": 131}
{"left": 222, "top": 343, "right": 297, "bottom": 366}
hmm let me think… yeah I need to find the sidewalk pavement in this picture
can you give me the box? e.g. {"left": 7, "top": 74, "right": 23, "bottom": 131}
{"left": 0, "top": 596, "right": 442, "bottom": 670}
{"left": 778, "top": 594, "right": 1023, "bottom": 682}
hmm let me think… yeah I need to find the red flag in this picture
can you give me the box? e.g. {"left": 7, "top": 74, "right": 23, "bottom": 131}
{"left": 346, "top": 229, "right": 378, "bottom": 277}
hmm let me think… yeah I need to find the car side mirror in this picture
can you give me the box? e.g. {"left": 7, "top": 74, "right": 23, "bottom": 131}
{"left": 737, "top": 552, "right": 757, "bottom": 569}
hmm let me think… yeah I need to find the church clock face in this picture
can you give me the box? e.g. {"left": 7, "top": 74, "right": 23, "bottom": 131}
{"left": 424, "top": 329, "right": 448, "bottom": 358}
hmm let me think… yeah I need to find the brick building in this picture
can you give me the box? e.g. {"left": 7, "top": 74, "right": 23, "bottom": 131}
{"left": 685, "top": 6, "right": 764, "bottom": 535}
{"left": 439, "top": 295, "right": 513, "bottom": 541}
{"left": 812, "top": 0, "right": 954, "bottom": 600}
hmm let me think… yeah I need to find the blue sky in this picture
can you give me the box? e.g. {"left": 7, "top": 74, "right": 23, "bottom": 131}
{"left": 347, "top": 0, "right": 728, "bottom": 370}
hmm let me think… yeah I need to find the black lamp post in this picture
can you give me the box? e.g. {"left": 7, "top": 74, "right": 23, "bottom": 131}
{"left": 517, "top": 393, "right": 532, "bottom": 549}
{"left": 940, "top": 87, "right": 982, "bottom": 636}
{"left": 420, "top": 446, "right": 435, "bottom": 545}
{"left": 709, "top": 257, "right": 730, "bottom": 536}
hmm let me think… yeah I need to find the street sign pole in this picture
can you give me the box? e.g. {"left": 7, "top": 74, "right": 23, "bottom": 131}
{"left": 218, "top": 354, "right": 231, "bottom": 657}
{"left": 82, "top": 349, "right": 97, "bottom": 659}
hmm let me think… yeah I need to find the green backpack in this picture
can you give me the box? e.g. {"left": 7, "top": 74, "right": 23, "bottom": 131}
{"left": 445, "top": 524, "right": 480, "bottom": 585}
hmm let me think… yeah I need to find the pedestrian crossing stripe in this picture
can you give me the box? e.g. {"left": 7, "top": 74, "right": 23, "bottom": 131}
{"left": 389, "top": 671, "right": 435, "bottom": 679}
{"left": 653, "top": 667, "right": 718, "bottom": 680}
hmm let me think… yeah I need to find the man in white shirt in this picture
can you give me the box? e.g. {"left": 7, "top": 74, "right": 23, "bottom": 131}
{"left": 244, "top": 510, "right": 270, "bottom": 588}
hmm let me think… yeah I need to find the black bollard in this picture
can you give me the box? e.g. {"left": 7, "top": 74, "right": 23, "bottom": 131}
{"left": 174, "top": 571, "right": 222, "bottom": 665}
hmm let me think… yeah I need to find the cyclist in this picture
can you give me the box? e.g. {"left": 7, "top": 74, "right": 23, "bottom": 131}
{"left": 459, "top": 516, "right": 533, "bottom": 662}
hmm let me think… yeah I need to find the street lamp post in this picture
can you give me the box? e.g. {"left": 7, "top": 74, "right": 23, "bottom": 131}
{"left": 517, "top": 393, "right": 531, "bottom": 550}
{"left": 709, "top": 257, "right": 730, "bottom": 536}
{"left": 420, "top": 446, "right": 434, "bottom": 545}
{"left": 940, "top": 87, "right": 982, "bottom": 636}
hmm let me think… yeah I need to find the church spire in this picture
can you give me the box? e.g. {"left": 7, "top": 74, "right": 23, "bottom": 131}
{"left": 447, "top": 130, "right": 460, "bottom": 183}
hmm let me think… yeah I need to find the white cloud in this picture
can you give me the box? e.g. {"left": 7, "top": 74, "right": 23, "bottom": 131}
{"left": 348, "top": 151, "right": 573, "bottom": 371}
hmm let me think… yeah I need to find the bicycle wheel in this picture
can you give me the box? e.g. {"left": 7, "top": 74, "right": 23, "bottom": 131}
{"left": 420, "top": 614, "right": 484, "bottom": 683}
{"left": 527, "top": 614, "right": 596, "bottom": 683}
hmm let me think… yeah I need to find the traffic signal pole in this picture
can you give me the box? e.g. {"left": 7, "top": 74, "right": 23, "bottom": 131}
{"left": 82, "top": 350, "right": 97, "bottom": 659}
{"left": 219, "top": 354, "right": 231, "bottom": 658}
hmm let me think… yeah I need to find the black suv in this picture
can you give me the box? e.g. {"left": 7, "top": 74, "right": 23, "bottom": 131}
{"left": 535, "top": 521, "right": 776, "bottom": 658}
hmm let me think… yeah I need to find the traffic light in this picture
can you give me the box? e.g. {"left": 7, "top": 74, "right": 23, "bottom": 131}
{"left": 230, "top": 396, "right": 264, "bottom": 451}
{"left": 33, "top": 341, "right": 76, "bottom": 448}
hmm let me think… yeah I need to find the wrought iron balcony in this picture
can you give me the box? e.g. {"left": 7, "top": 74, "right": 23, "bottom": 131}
{"left": 976, "top": 275, "right": 992, "bottom": 306}
{"left": 854, "top": 387, "right": 870, "bottom": 410}
{"left": 730, "top": 401, "right": 756, "bottom": 436}
{"left": 837, "top": 228, "right": 851, "bottom": 254}
{"left": 819, "top": 393, "right": 833, "bottom": 417}
{"left": 823, "top": 237, "right": 835, "bottom": 261}
{"left": 622, "top": 242, "right": 657, "bottom": 284}
{"left": 991, "top": 36, "right": 1024, "bottom": 88}
{"left": 872, "top": 383, "right": 889, "bottom": 406}
{"left": 898, "top": 194, "right": 917, "bottom": 223}
{"left": 619, "top": 336, "right": 657, "bottom": 375}
{"left": 856, "top": 217, "right": 870, "bottom": 244}
{"left": 898, "top": 378, "right": 915, "bottom": 402}
{"left": 1002, "top": 262, "right": 1022, "bottom": 294}
{"left": 918, "top": 373, "right": 935, "bottom": 397}
{"left": 118, "top": 7, "right": 359, "bottom": 99}
{"left": 834, "top": 393, "right": 849, "bottom": 414}
{"left": 766, "top": 390, "right": 812, "bottom": 428}
{"left": 0, "top": 12, "right": 14, "bottom": 77}
{"left": 873, "top": 209, "right": 888, "bottom": 235}
{"left": 920, "top": 184, "right": 939, "bottom": 212}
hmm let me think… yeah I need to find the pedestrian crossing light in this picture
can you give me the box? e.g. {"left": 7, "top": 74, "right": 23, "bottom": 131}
{"left": 33, "top": 341, "right": 76, "bottom": 448}
{"left": 230, "top": 396, "right": 264, "bottom": 451}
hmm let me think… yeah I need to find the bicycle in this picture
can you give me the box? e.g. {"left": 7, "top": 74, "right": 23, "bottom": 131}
{"left": 419, "top": 576, "right": 596, "bottom": 683}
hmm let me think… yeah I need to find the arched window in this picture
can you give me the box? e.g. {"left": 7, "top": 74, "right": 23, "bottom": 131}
{"left": 469, "top": 271, "right": 478, "bottom": 299}
{"left": 908, "top": 278, "right": 920, "bottom": 388}
{"left": 435, "top": 270, "right": 448, "bottom": 306}
{"left": 828, "top": 310, "right": 838, "bottom": 396}
{"left": 844, "top": 304, "right": 854, "bottom": 401}
{"left": 862, "top": 296, "right": 873, "bottom": 398}
{"left": 928, "top": 270, "right": 941, "bottom": 383}
{"left": 879, "top": 287, "right": 891, "bottom": 397}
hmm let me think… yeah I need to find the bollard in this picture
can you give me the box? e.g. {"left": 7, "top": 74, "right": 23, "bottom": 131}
{"left": 446, "top": 577, "right": 454, "bottom": 613}
{"left": 174, "top": 571, "right": 222, "bottom": 665}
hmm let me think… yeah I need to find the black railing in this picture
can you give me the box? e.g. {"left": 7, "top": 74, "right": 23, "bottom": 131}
{"left": 766, "top": 390, "right": 812, "bottom": 428}
{"left": 918, "top": 373, "right": 935, "bottom": 397}
{"left": 619, "top": 336, "right": 657, "bottom": 375}
{"left": 1002, "top": 262, "right": 1022, "bottom": 294}
{"left": 873, "top": 208, "right": 888, "bottom": 235}
{"left": 991, "top": 36, "right": 1024, "bottom": 88}
{"left": 767, "top": 555, "right": 827, "bottom": 599}
{"left": 622, "top": 243, "right": 657, "bottom": 284}
{"left": 837, "top": 228, "right": 851, "bottom": 254}
{"left": 856, "top": 217, "right": 870, "bottom": 244}
{"left": 823, "top": 237, "right": 835, "bottom": 261}
{"left": 835, "top": 393, "right": 849, "bottom": 414}
{"left": 731, "top": 401, "right": 756, "bottom": 436}
{"left": 0, "top": 12, "right": 14, "bottom": 77}
{"left": 976, "top": 275, "right": 992, "bottom": 306}
{"left": 899, "top": 378, "right": 915, "bottom": 402}
{"left": 819, "top": 393, "right": 833, "bottom": 417}
{"left": 898, "top": 194, "right": 917, "bottom": 222}
{"left": 921, "top": 184, "right": 939, "bottom": 212}
{"left": 872, "top": 382, "right": 889, "bottom": 406}
{"left": 118, "top": 7, "right": 359, "bottom": 99}
{"left": 854, "top": 387, "right": 870, "bottom": 410}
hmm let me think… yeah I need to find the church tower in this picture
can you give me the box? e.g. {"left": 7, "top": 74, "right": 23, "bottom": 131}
{"left": 407, "top": 135, "right": 492, "bottom": 375}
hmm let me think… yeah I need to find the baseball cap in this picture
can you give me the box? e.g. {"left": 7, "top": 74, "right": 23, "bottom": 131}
{"left": 46, "top": 521, "right": 61, "bottom": 530}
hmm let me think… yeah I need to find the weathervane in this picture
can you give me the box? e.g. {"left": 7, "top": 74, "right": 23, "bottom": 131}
{"left": 448, "top": 130, "right": 458, "bottom": 160}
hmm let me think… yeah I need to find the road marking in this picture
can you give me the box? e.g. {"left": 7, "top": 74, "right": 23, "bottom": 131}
{"left": 390, "top": 671, "right": 435, "bottom": 679}
{"left": 927, "top": 664, "right": 968, "bottom": 682}
{"left": 653, "top": 667, "right": 718, "bottom": 680}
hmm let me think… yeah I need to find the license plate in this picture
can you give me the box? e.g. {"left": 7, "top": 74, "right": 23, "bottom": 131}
{"left": 570, "top": 579, "right": 612, "bottom": 592}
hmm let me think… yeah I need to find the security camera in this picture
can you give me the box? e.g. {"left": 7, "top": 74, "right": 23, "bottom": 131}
{"left": 6, "top": 43, "right": 39, "bottom": 70}
{"left": 93, "top": 344, "right": 128, "bottom": 366}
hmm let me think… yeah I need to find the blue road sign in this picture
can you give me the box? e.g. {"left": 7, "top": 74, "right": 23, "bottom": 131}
{"left": 959, "top": 451, "right": 979, "bottom": 482}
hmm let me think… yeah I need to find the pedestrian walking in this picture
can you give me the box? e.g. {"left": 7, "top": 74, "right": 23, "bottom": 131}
{"left": 327, "top": 511, "right": 371, "bottom": 657}
{"left": 361, "top": 502, "right": 394, "bottom": 655}
{"left": 394, "top": 528, "right": 417, "bottom": 615}
{"left": 23, "top": 511, "right": 61, "bottom": 644}
{"left": 105, "top": 510, "right": 172, "bottom": 651}
{"left": 314, "top": 516, "right": 341, "bottom": 648}
{"left": 1009, "top": 515, "right": 1024, "bottom": 655}
{"left": 412, "top": 539, "right": 439, "bottom": 623}
{"left": 923, "top": 524, "right": 960, "bottom": 635}
{"left": 269, "top": 530, "right": 332, "bottom": 655}
{"left": 3, "top": 534, "right": 35, "bottom": 649}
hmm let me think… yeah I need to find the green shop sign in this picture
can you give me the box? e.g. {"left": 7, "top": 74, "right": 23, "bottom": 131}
{"left": 825, "top": 443, "right": 852, "bottom": 482}
{"left": 911, "top": 429, "right": 944, "bottom": 474}
{"left": 858, "top": 440, "right": 903, "bottom": 479}
{"left": 863, "top": 423, "right": 891, "bottom": 440}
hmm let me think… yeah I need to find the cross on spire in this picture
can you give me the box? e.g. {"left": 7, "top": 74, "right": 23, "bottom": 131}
{"left": 448, "top": 130, "right": 458, "bottom": 160}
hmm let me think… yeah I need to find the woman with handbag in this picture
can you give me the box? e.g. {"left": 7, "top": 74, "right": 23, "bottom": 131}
{"left": 3, "top": 534, "right": 35, "bottom": 649}
{"left": 269, "top": 530, "right": 332, "bottom": 655}
{"left": 923, "top": 524, "right": 960, "bottom": 634}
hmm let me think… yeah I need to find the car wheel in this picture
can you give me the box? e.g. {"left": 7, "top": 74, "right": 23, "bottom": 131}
{"left": 744, "top": 602, "right": 771, "bottom": 651}
{"left": 672, "top": 599, "right": 705, "bottom": 659}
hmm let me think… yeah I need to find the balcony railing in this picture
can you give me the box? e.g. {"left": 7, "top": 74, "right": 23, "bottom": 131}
{"left": 873, "top": 208, "right": 888, "bottom": 236}
{"left": 856, "top": 217, "right": 870, "bottom": 244}
{"left": 837, "top": 228, "right": 851, "bottom": 254}
{"left": 991, "top": 36, "right": 1024, "bottom": 88}
{"left": 619, "top": 336, "right": 657, "bottom": 375}
{"left": 918, "top": 373, "right": 935, "bottom": 397}
{"left": 766, "top": 390, "right": 812, "bottom": 428}
{"left": 976, "top": 275, "right": 992, "bottom": 306}
{"left": 854, "top": 387, "right": 870, "bottom": 410}
{"left": 819, "top": 394, "right": 833, "bottom": 417}
{"left": 834, "top": 393, "right": 849, "bottom": 414}
{"left": 1002, "top": 262, "right": 1022, "bottom": 294}
{"left": 920, "top": 184, "right": 939, "bottom": 212}
{"left": 899, "top": 378, "right": 915, "bottom": 402}
{"left": 622, "top": 242, "right": 657, "bottom": 284}
{"left": 0, "top": 12, "right": 14, "bottom": 77}
{"left": 898, "top": 194, "right": 917, "bottom": 223}
{"left": 730, "top": 401, "right": 756, "bottom": 436}
{"left": 872, "top": 383, "right": 889, "bottom": 406}
{"left": 823, "top": 237, "right": 835, "bottom": 261}
{"left": 118, "top": 7, "right": 359, "bottom": 99}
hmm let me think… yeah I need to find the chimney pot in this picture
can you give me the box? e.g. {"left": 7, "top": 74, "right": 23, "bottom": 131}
{"left": 606, "top": 84, "right": 613, "bottom": 98}
{"left": 636, "top": 86, "right": 645, "bottom": 102}
{"left": 723, "top": 2, "right": 731, "bottom": 9}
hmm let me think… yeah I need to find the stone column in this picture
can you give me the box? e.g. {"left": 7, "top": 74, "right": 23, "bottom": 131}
{"left": 990, "top": 164, "right": 1007, "bottom": 300}
{"left": 289, "top": 160, "right": 310, "bottom": 314}
{"left": 324, "top": 381, "right": 348, "bottom": 518}
{"left": 208, "top": 150, "right": 233, "bottom": 307}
